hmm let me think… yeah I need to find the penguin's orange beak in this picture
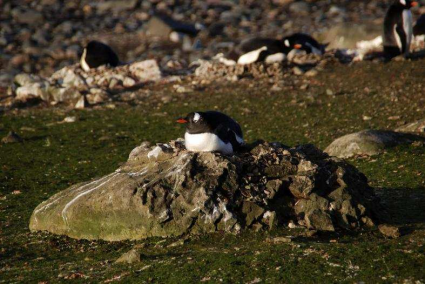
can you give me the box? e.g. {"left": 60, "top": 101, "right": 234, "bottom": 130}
{"left": 294, "top": 44, "right": 303, "bottom": 49}
{"left": 411, "top": 1, "right": 418, "bottom": 7}
{"left": 176, "top": 118, "right": 188, "bottom": 124}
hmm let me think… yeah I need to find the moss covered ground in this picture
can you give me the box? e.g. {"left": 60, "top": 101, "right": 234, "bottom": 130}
{"left": 1, "top": 60, "right": 424, "bottom": 283}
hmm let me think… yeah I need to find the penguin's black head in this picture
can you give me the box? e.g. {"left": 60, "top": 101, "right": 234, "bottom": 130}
{"left": 394, "top": 0, "right": 418, "bottom": 8}
{"left": 282, "top": 36, "right": 308, "bottom": 53}
{"left": 176, "top": 112, "right": 211, "bottom": 134}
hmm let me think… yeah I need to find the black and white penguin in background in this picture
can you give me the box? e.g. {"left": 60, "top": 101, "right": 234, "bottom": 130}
{"left": 383, "top": 0, "right": 418, "bottom": 58}
{"left": 80, "top": 41, "right": 120, "bottom": 71}
{"left": 176, "top": 111, "right": 244, "bottom": 155}
{"left": 282, "top": 33, "right": 327, "bottom": 55}
{"left": 219, "top": 37, "right": 295, "bottom": 66}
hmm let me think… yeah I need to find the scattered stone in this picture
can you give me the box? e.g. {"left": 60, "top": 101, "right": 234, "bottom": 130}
{"left": 115, "top": 249, "right": 141, "bottom": 264}
{"left": 2, "top": 131, "right": 23, "bottom": 144}
{"left": 63, "top": 116, "right": 77, "bottom": 123}
{"left": 378, "top": 224, "right": 401, "bottom": 239}
{"left": 145, "top": 15, "right": 200, "bottom": 40}
{"left": 396, "top": 118, "right": 425, "bottom": 133}
{"left": 75, "top": 95, "right": 89, "bottom": 109}
{"left": 12, "top": 9, "right": 44, "bottom": 25}
{"left": 266, "top": 236, "right": 292, "bottom": 244}
{"left": 325, "top": 130, "right": 425, "bottom": 158}
{"left": 30, "top": 141, "right": 381, "bottom": 241}
{"left": 289, "top": 1, "right": 310, "bottom": 14}
{"left": 129, "top": 60, "right": 162, "bottom": 82}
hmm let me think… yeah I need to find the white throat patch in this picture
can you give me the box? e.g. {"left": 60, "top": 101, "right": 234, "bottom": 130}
{"left": 284, "top": 39, "right": 290, "bottom": 47}
{"left": 400, "top": 0, "right": 406, "bottom": 6}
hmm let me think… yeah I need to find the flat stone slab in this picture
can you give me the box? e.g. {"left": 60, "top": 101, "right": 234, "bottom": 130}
{"left": 30, "top": 141, "right": 381, "bottom": 241}
{"left": 325, "top": 130, "right": 425, "bottom": 158}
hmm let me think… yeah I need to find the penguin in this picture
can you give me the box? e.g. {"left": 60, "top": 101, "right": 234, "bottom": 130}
{"left": 80, "top": 41, "right": 120, "bottom": 71}
{"left": 176, "top": 111, "right": 244, "bottom": 155}
{"left": 413, "top": 14, "right": 425, "bottom": 36}
{"left": 383, "top": 0, "right": 418, "bottom": 58}
{"left": 220, "top": 37, "right": 294, "bottom": 66}
{"left": 282, "top": 33, "right": 327, "bottom": 55}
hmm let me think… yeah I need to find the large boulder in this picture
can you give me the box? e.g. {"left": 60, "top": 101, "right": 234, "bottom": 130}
{"left": 325, "top": 130, "right": 425, "bottom": 158}
{"left": 30, "top": 141, "right": 380, "bottom": 241}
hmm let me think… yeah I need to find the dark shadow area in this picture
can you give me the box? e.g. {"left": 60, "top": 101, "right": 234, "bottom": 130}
{"left": 375, "top": 187, "right": 425, "bottom": 225}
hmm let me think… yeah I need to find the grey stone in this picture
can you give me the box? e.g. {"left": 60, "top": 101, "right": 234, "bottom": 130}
{"left": 378, "top": 224, "right": 400, "bottom": 238}
{"left": 318, "top": 23, "right": 382, "bottom": 49}
{"left": 12, "top": 9, "right": 44, "bottom": 25}
{"left": 396, "top": 119, "right": 425, "bottom": 133}
{"left": 115, "top": 249, "right": 141, "bottom": 264}
{"left": 2, "top": 131, "right": 23, "bottom": 144}
{"left": 325, "top": 130, "right": 425, "bottom": 158}
{"left": 289, "top": 1, "right": 311, "bottom": 14}
{"left": 129, "top": 60, "right": 162, "bottom": 82}
{"left": 95, "top": 0, "right": 138, "bottom": 13}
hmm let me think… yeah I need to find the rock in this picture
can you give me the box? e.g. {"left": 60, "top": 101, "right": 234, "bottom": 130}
{"left": 115, "top": 249, "right": 141, "bottom": 264}
{"left": 12, "top": 9, "right": 44, "bottom": 25}
{"left": 305, "top": 209, "right": 335, "bottom": 232}
{"left": 266, "top": 236, "right": 292, "bottom": 244}
{"left": 318, "top": 23, "right": 382, "bottom": 49}
{"left": 144, "top": 15, "right": 200, "bottom": 39}
{"left": 129, "top": 60, "right": 162, "bottom": 82}
{"left": 75, "top": 95, "right": 89, "bottom": 109}
{"left": 95, "top": 0, "right": 138, "bottom": 13}
{"left": 378, "top": 224, "right": 400, "bottom": 238}
{"left": 2, "top": 131, "right": 23, "bottom": 143}
{"left": 325, "top": 130, "right": 425, "bottom": 158}
{"left": 30, "top": 142, "right": 381, "bottom": 241}
{"left": 396, "top": 119, "right": 425, "bottom": 133}
{"left": 123, "top": 77, "right": 136, "bottom": 87}
{"left": 289, "top": 1, "right": 310, "bottom": 14}
{"left": 16, "top": 83, "right": 50, "bottom": 102}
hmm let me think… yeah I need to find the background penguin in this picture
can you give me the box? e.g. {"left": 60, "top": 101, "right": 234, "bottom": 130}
{"left": 282, "top": 33, "right": 327, "bottom": 55}
{"left": 383, "top": 0, "right": 418, "bottom": 59}
{"left": 80, "top": 41, "right": 120, "bottom": 71}
{"left": 221, "top": 37, "right": 293, "bottom": 66}
{"left": 413, "top": 14, "right": 425, "bottom": 36}
{"left": 176, "top": 111, "right": 244, "bottom": 155}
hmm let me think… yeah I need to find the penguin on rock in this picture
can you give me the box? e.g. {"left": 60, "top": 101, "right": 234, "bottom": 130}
{"left": 176, "top": 111, "right": 244, "bottom": 155}
{"left": 383, "top": 0, "right": 418, "bottom": 59}
{"left": 80, "top": 41, "right": 120, "bottom": 71}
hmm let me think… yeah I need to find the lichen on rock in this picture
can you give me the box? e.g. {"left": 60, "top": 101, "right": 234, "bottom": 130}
{"left": 30, "top": 140, "right": 382, "bottom": 241}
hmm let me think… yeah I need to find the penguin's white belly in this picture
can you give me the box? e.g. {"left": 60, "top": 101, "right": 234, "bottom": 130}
{"left": 403, "top": 9, "right": 413, "bottom": 53}
{"left": 265, "top": 53, "right": 285, "bottom": 63}
{"left": 185, "top": 132, "right": 233, "bottom": 154}
{"left": 237, "top": 46, "right": 267, "bottom": 65}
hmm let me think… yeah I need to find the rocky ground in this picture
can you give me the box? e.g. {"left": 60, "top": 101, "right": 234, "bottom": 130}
{"left": 2, "top": 0, "right": 425, "bottom": 87}
{"left": 1, "top": 0, "right": 425, "bottom": 283}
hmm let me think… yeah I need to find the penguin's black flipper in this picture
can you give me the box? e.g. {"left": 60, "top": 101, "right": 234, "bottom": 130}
{"left": 396, "top": 25, "right": 408, "bottom": 54}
